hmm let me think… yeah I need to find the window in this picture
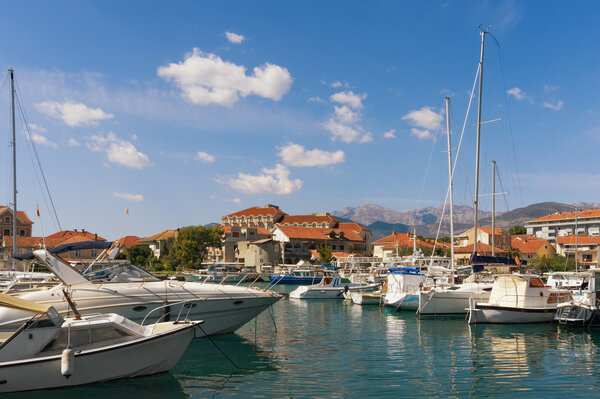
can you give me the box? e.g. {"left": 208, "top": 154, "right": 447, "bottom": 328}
{"left": 331, "top": 245, "right": 336, "bottom": 250}
{"left": 4, "top": 217, "right": 9, "bottom": 224}
{"left": 529, "top": 278, "right": 544, "bottom": 288}
{"left": 74, "top": 249, "right": 82, "bottom": 258}
{"left": 338, "top": 245, "right": 344, "bottom": 251}
{"left": 232, "top": 232, "right": 240, "bottom": 238}
{"left": 3, "top": 229, "right": 10, "bottom": 236}
{"left": 583, "top": 254, "right": 593, "bottom": 262}
{"left": 19, "top": 229, "right": 25, "bottom": 236}
{"left": 39, "top": 326, "right": 134, "bottom": 354}
{"left": 90, "top": 249, "right": 98, "bottom": 257}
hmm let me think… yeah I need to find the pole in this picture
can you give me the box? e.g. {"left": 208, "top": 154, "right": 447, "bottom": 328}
{"left": 575, "top": 209, "right": 579, "bottom": 272}
{"left": 445, "top": 97, "right": 455, "bottom": 283}
{"left": 9, "top": 68, "right": 17, "bottom": 272}
{"left": 492, "top": 160, "right": 496, "bottom": 257}
{"left": 473, "top": 29, "right": 486, "bottom": 256}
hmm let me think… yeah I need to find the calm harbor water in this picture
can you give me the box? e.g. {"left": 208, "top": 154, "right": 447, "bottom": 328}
{"left": 8, "top": 284, "right": 600, "bottom": 398}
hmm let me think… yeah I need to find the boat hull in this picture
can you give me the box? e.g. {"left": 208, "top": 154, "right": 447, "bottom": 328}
{"left": 269, "top": 276, "right": 322, "bottom": 285}
{"left": 468, "top": 304, "right": 556, "bottom": 324}
{"left": 385, "top": 293, "right": 419, "bottom": 311}
{"left": 555, "top": 305, "right": 600, "bottom": 327}
{"left": 418, "top": 290, "right": 490, "bottom": 315}
{"left": 0, "top": 324, "right": 194, "bottom": 393}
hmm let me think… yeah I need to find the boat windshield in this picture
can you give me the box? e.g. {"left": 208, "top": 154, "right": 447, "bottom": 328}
{"left": 77, "top": 262, "right": 159, "bottom": 283}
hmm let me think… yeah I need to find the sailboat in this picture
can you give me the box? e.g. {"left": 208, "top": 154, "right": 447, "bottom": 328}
{"left": 417, "top": 29, "right": 496, "bottom": 316}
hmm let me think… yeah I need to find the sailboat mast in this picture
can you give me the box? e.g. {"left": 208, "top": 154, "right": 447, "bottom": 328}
{"left": 492, "top": 160, "right": 496, "bottom": 257}
{"left": 473, "top": 29, "right": 486, "bottom": 256}
{"left": 9, "top": 68, "right": 16, "bottom": 272}
{"left": 445, "top": 97, "right": 455, "bottom": 281}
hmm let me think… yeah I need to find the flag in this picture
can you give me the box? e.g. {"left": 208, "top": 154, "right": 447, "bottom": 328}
{"left": 36, "top": 204, "right": 40, "bottom": 217}
{"left": 125, "top": 208, "right": 129, "bottom": 216}
{"left": 515, "top": 257, "right": 521, "bottom": 267}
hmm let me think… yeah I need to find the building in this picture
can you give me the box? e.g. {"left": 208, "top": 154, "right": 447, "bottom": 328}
{"left": 372, "top": 232, "right": 438, "bottom": 259}
{"left": 272, "top": 225, "right": 370, "bottom": 264}
{"left": 221, "top": 205, "right": 287, "bottom": 230}
{"left": 0, "top": 206, "right": 33, "bottom": 240}
{"left": 555, "top": 235, "right": 600, "bottom": 268}
{"left": 510, "top": 235, "right": 556, "bottom": 260}
{"left": 210, "top": 225, "right": 273, "bottom": 264}
{"left": 525, "top": 209, "right": 600, "bottom": 243}
{"left": 141, "top": 229, "right": 179, "bottom": 259}
{"left": 456, "top": 227, "right": 511, "bottom": 249}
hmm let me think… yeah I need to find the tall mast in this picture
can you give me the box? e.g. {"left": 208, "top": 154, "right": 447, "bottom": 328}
{"left": 9, "top": 68, "right": 16, "bottom": 272}
{"left": 473, "top": 29, "right": 487, "bottom": 256}
{"left": 575, "top": 209, "right": 579, "bottom": 272}
{"left": 491, "top": 160, "right": 496, "bottom": 257}
{"left": 445, "top": 97, "right": 455, "bottom": 282}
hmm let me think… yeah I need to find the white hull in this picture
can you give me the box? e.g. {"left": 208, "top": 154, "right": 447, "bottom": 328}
{"left": 385, "top": 293, "right": 419, "bottom": 311}
{"left": 350, "top": 292, "right": 381, "bottom": 305}
{"left": 418, "top": 289, "right": 491, "bottom": 315}
{"left": 289, "top": 286, "right": 345, "bottom": 299}
{"left": 0, "top": 324, "right": 194, "bottom": 393}
{"left": 468, "top": 305, "right": 556, "bottom": 324}
{"left": 0, "top": 282, "right": 279, "bottom": 336}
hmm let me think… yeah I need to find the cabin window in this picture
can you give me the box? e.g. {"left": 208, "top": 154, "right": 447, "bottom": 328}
{"left": 529, "top": 278, "right": 544, "bottom": 288}
{"left": 39, "top": 326, "right": 135, "bottom": 354}
{"left": 90, "top": 327, "right": 132, "bottom": 344}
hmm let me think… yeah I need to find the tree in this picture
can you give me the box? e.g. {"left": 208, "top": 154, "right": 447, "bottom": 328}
{"left": 125, "top": 245, "right": 153, "bottom": 267}
{"left": 173, "top": 225, "right": 223, "bottom": 269}
{"left": 506, "top": 246, "right": 522, "bottom": 260}
{"left": 318, "top": 243, "right": 333, "bottom": 264}
{"left": 508, "top": 225, "right": 526, "bottom": 236}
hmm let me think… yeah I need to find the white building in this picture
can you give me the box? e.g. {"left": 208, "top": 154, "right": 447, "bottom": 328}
{"left": 525, "top": 209, "right": 600, "bottom": 243}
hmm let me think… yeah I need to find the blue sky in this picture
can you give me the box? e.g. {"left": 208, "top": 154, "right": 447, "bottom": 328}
{"left": 0, "top": 1, "right": 599, "bottom": 239}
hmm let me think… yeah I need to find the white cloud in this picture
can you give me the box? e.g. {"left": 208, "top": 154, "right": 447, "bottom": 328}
{"left": 544, "top": 84, "right": 558, "bottom": 93}
{"left": 278, "top": 143, "right": 345, "bottom": 167}
{"left": 225, "top": 31, "right": 245, "bottom": 44}
{"left": 402, "top": 106, "right": 443, "bottom": 131}
{"left": 410, "top": 128, "right": 434, "bottom": 140}
{"left": 31, "top": 133, "right": 58, "bottom": 149}
{"left": 28, "top": 123, "right": 47, "bottom": 133}
{"left": 232, "top": 198, "right": 242, "bottom": 204}
{"left": 334, "top": 105, "right": 359, "bottom": 124}
{"left": 36, "top": 101, "right": 113, "bottom": 126}
{"left": 87, "top": 132, "right": 153, "bottom": 169}
{"left": 113, "top": 192, "right": 144, "bottom": 202}
{"left": 359, "top": 133, "right": 373, "bottom": 143}
{"left": 507, "top": 87, "right": 526, "bottom": 100}
{"left": 157, "top": 48, "right": 293, "bottom": 107}
{"left": 383, "top": 129, "right": 396, "bottom": 139}
{"left": 196, "top": 151, "right": 216, "bottom": 163}
{"left": 209, "top": 195, "right": 217, "bottom": 200}
{"left": 330, "top": 81, "right": 342, "bottom": 88}
{"left": 323, "top": 119, "right": 361, "bottom": 143}
{"left": 308, "top": 96, "right": 326, "bottom": 103}
{"left": 219, "top": 164, "right": 302, "bottom": 195}
{"left": 543, "top": 100, "right": 564, "bottom": 111}
{"left": 330, "top": 91, "right": 366, "bottom": 109}
{"left": 68, "top": 138, "right": 81, "bottom": 147}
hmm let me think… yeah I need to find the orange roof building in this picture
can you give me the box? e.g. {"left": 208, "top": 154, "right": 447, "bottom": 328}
{"left": 510, "top": 235, "right": 556, "bottom": 259}
{"left": 222, "top": 205, "right": 287, "bottom": 230}
{"left": 0, "top": 206, "right": 33, "bottom": 241}
{"left": 525, "top": 209, "right": 600, "bottom": 243}
{"left": 555, "top": 234, "right": 600, "bottom": 268}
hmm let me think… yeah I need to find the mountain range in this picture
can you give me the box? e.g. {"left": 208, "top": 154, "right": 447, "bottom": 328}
{"left": 332, "top": 202, "right": 597, "bottom": 240}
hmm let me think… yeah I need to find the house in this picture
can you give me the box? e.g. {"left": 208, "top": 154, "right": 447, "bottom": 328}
{"left": 510, "top": 235, "right": 556, "bottom": 260}
{"left": 555, "top": 235, "right": 600, "bottom": 268}
{"left": 210, "top": 225, "right": 273, "bottom": 264}
{"left": 272, "top": 225, "right": 369, "bottom": 264}
{"left": 525, "top": 209, "right": 600, "bottom": 243}
{"left": 0, "top": 206, "right": 33, "bottom": 240}
{"left": 372, "top": 232, "right": 438, "bottom": 259}
{"left": 221, "top": 205, "right": 287, "bottom": 230}
{"left": 116, "top": 235, "right": 142, "bottom": 247}
{"left": 456, "top": 227, "right": 510, "bottom": 249}
{"left": 141, "top": 229, "right": 178, "bottom": 259}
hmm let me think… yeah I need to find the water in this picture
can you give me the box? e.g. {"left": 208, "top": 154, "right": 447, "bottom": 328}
{"left": 8, "top": 284, "right": 600, "bottom": 398}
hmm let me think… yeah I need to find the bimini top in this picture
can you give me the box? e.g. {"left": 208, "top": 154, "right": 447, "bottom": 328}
{"left": 389, "top": 267, "right": 420, "bottom": 275}
{"left": 12, "top": 241, "right": 114, "bottom": 260}
{"left": 0, "top": 293, "right": 50, "bottom": 314}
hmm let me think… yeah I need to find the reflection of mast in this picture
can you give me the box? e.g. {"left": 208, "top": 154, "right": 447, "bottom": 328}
{"left": 9, "top": 68, "right": 17, "bottom": 272}
{"left": 473, "top": 29, "right": 488, "bottom": 256}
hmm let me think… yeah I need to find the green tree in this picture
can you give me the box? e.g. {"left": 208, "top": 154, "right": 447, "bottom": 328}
{"left": 506, "top": 246, "right": 522, "bottom": 260}
{"left": 318, "top": 243, "right": 333, "bottom": 264}
{"left": 125, "top": 245, "right": 153, "bottom": 267}
{"left": 173, "top": 225, "right": 223, "bottom": 269}
{"left": 508, "top": 225, "right": 526, "bottom": 235}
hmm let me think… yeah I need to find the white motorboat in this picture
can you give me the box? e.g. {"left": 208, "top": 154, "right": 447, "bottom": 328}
{"left": 5, "top": 243, "right": 280, "bottom": 336}
{"left": 417, "top": 275, "right": 494, "bottom": 316}
{"left": 383, "top": 267, "right": 426, "bottom": 311}
{"left": 468, "top": 274, "right": 572, "bottom": 324}
{"left": 0, "top": 293, "right": 197, "bottom": 393}
{"left": 289, "top": 268, "right": 379, "bottom": 299}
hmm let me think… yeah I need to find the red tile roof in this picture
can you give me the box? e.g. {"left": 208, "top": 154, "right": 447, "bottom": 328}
{"left": 276, "top": 226, "right": 364, "bottom": 242}
{"left": 2, "top": 236, "right": 43, "bottom": 248}
{"left": 374, "top": 232, "right": 439, "bottom": 249}
{"left": 0, "top": 206, "right": 33, "bottom": 224}
{"left": 556, "top": 234, "right": 600, "bottom": 245}
{"left": 479, "top": 227, "right": 507, "bottom": 235}
{"left": 372, "top": 232, "right": 412, "bottom": 245}
{"left": 529, "top": 209, "right": 600, "bottom": 223}
{"left": 278, "top": 214, "right": 338, "bottom": 226}
{"left": 454, "top": 243, "right": 506, "bottom": 254}
{"left": 332, "top": 251, "right": 358, "bottom": 258}
{"left": 142, "top": 229, "right": 178, "bottom": 241}
{"left": 337, "top": 222, "right": 370, "bottom": 232}
{"left": 225, "top": 206, "right": 287, "bottom": 218}
{"left": 117, "top": 235, "right": 142, "bottom": 247}
{"left": 511, "top": 236, "right": 551, "bottom": 254}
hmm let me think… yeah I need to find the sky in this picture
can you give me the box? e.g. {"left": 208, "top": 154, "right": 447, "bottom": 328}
{"left": 0, "top": 1, "right": 599, "bottom": 239}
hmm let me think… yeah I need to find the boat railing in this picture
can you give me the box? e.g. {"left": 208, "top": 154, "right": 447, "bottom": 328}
{"left": 140, "top": 299, "right": 202, "bottom": 330}
{"left": 489, "top": 292, "right": 572, "bottom": 309}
